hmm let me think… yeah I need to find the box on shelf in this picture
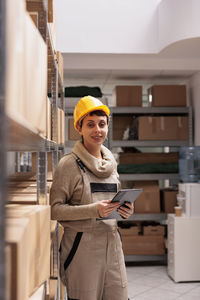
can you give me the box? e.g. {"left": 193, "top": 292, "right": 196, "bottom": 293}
{"left": 6, "top": 0, "right": 26, "bottom": 121}
{"left": 46, "top": 97, "right": 52, "bottom": 140}
{"left": 113, "top": 86, "right": 142, "bottom": 106}
{"left": 64, "top": 96, "right": 108, "bottom": 109}
{"left": 148, "top": 85, "right": 187, "bottom": 107}
{"left": 7, "top": 194, "right": 38, "bottom": 205}
{"left": 118, "top": 225, "right": 139, "bottom": 236}
{"left": 6, "top": 205, "right": 51, "bottom": 297}
{"left": 143, "top": 225, "right": 165, "bottom": 236}
{"left": 161, "top": 188, "right": 178, "bottom": 213}
{"left": 24, "top": 13, "right": 47, "bottom": 136}
{"left": 119, "top": 152, "right": 178, "bottom": 165}
{"left": 133, "top": 181, "right": 160, "bottom": 213}
{"left": 29, "top": 12, "right": 38, "bottom": 27}
{"left": 50, "top": 223, "right": 64, "bottom": 278}
{"left": 6, "top": 218, "right": 30, "bottom": 300}
{"left": 112, "top": 116, "right": 133, "bottom": 140}
{"left": 6, "top": 1, "right": 48, "bottom": 136}
{"left": 58, "top": 108, "right": 65, "bottom": 144}
{"left": 32, "top": 152, "right": 54, "bottom": 181}
{"left": 49, "top": 278, "right": 66, "bottom": 300}
{"left": 138, "top": 116, "right": 189, "bottom": 140}
{"left": 56, "top": 51, "right": 64, "bottom": 83}
{"left": 68, "top": 118, "right": 80, "bottom": 140}
{"left": 121, "top": 235, "right": 165, "bottom": 255}
{"left": 48, "top": 0, "right": 54, "bottom": 23}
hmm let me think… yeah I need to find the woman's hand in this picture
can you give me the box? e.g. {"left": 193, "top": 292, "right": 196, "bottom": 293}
{"left": 117, "top": 202, "right": 134, "bottom": 219}
{"left": 97, "top": 200, "right": 120, "bottom": 218}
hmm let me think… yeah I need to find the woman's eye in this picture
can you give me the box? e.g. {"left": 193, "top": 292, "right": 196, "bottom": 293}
{"left": 99, "top": 122, "right": 106, "bottom": 128}
{"left": 87, "top": 123, "right": 94, "bottom": 128}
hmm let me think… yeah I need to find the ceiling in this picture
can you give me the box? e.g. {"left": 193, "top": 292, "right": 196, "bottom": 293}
{"left": 63, "top": 38, "right": 200, "bottom": 85}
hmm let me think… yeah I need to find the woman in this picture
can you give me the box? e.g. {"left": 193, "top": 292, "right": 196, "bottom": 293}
{"left": 50, "top": 96, "right": 133, "bottom": 300}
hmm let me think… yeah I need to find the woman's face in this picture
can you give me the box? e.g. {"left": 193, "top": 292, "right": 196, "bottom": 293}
{"left": 77, "top": 113, "right": 108, "bottom": 148}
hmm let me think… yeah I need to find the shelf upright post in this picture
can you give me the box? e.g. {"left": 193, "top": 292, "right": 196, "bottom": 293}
{"left": 51, "top": 64, "right": 58, "bottom": 144}
{"left": 36, "top": 151, "right": 47, "bottom": 204}
{"left": 188, "top": 106, "right": 193, "bottom": 146}
{"left": 0, "top": 0, "right": 6, "bottom": 299}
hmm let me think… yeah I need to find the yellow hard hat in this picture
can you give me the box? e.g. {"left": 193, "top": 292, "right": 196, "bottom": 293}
{"left": 74, "top": 95, "right": 110, "bottom": 129}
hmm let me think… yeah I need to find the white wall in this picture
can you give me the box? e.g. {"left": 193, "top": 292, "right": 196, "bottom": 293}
{"left": 54, "top": 0, "right": 161, "bottom": 53}
{"left": 55, "top": 0, "right": 200, "bottom": 54}
{"left": 158, "top": 0, "right": 200, "bottom": 51}
{"left": 190, "top": 72, "right": 200, "bottom": 146}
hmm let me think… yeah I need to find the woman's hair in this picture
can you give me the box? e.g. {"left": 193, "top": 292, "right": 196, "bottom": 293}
{"left": 79, "top": 110, "right": 109, "bottom": 128}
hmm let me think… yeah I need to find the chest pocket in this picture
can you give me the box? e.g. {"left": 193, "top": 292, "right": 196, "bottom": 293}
{"left": 90, "top": 182, "right": 117, "bottom": 202}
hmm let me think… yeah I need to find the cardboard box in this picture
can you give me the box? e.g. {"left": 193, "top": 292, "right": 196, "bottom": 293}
{"left": 138, "top": 116, "right": 189, "bottom": 140}
{"left": 6, "top": 0, "right": 26, "bottom": 120}
{"left": 112, "top": 116, "right": 133, "bottom": 140}
{"left": 32, "top": 152, "right": 54, "bottom": 178}
{"left": 56, "top": 51, "right": 64, "bottom": 84}
{"left": 8, "top": 194, "right": 37, "bottom": 205}
{"left": 29, "top": 12, "right": 38, "bottom": 27}
{"left": 6, "top": 218, "right": 30, "bottom": 300}
{"left": 122, "top": 235, "right": 165, "bottom": 255}
{"left": 133, "top": 181, "right": 160, "bottom": 213}
{"left": 143, "top": 225, "right": 165, "bottom": 236}
{"left": 113, "top": 86, "right": 142, "bottom": 106}
{"left": 148, "top": 85, "right": 187, "bottom": 107}
{"left": 49, "top": 279, "right": 65, "bottom": 300}
{"left": 119, "top": 152, "right": 178, "bottom": 165}
{"left": 118, "top": 226, "right": 139, "bottom": 236}
{"left": 46, "top": 97, "right": 52, "bottom": 140}
{"left": 161, "top": 188, "right": 178, "bottom": 213}
{"left": 58, "top": 108, "right": 65, "bottom": 144}
{"left": 48, "top": 0, "right": 54, "bottom": 23}
{"left": 68, "top": 118, "right": 80, "bottom": 140}
{"left": 6, "top": 205, "right": 51, "bottom": 296}
{"left": 50, "top": 223, "right": 63, "bottom": 278}
{"left": 24, "top": 13, "right": 47, "bottom": 136}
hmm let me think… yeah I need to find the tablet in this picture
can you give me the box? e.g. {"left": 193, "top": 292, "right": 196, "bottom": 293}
{"left": 111, "top": 188, "right": 143, "bottom": 205}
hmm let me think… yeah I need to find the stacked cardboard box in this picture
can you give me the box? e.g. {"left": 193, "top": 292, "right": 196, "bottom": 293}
{"left": 6, "top": 205, "right": 51, "bottom": 298}
{"left": 143, "top": 225, "right": 165, "bottom": 236}
{"left": 148, "top": 85, "right": 187, "bottom": 107}
{"left": 119, "top": 152, "right": 178, "bottom": 165}
{"left": 6, "top": 0, "right": 48, "bottom": 137}
{"left": 138, "top": 116, "right": 189, "bottom": 140}
{"left": 112, "top": 116, "right": 133, "bottom": 140}
{"left": 119, "top": 224, "right": 165, "bottom": 255}
{"left": 56, "top": 51, "right": 64, "bottom": 84}
{"left": 68, "top": 118, "right": 80, "bottom": 141}
{"left": 6, "top": 218, "right": 30, "bottom": 300}
{"left": 113, "top": 86, "right": 142, "bottom": 106}
{"left": 133, "top": 181, "right": 160, "bottom": 213}
{"left": 161, "top": 188, "right": 178, "bottom": 213}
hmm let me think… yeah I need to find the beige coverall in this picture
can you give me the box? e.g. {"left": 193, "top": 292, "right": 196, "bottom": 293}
{"left": 50, "top": 141, "right": 128, "bottom": 300}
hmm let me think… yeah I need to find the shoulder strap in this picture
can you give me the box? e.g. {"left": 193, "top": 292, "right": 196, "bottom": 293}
{"left": 71, "top": 152, "right": 86, "bottom": 173}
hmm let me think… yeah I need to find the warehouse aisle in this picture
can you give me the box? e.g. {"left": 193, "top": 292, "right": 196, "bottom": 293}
{"left": 126, "top": 265, "right": 200, "bottom": 299}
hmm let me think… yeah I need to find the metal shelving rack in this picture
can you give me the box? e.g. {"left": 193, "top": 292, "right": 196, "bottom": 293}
{"left": 3, "top": 1, "right": 65, "bottom": 298}
{"left": 108, "top": 105, "right": 193, "bottom": 262}
{"left": 0, "top": 1, "right": 6, "bottom": 299}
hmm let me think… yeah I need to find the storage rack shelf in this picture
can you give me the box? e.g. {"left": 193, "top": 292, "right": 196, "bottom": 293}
{"left": 2, "top": 2, "right": 65, "bottom": 298}
{"left": 108, "top": 104, "right": 193, "bottom": 263}
{"left": 117, "top": 213, "right": 167, "bottom": 221}
{"left": 119, "top": 173, "right": 179, "bottom": 181}
{"left": 108, "top": 106, "right": 193, "bottom": 147}
{"left": 7, "top": 116, "right": 57, "bottom": 152}
{"left": 0, "top": 0, "right": 6, "bottom": 298}
{"left": 125, "top": 254, "right": 167, "bottom": 263}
